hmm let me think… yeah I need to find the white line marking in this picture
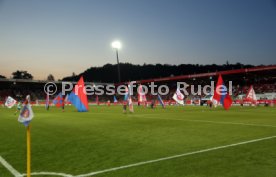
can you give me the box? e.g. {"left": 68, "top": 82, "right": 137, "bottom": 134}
{"left": 188, "top": 119, "right": 276, "bottom": 128}
{"left": 132, "top": 114, "right": 276, "bottom": 128}
{"left": 0, "top": 156, "right": 22, "bottom": 177}
{"left": 1, "top": 136, "right": 276, "bottom": 177}
{"left": 21, "top": 172, "right": 73, "bottom": 177}
{"left": 0, "top": 155, "right": 73, "bottom": 177}
{"left": 76, "top": 135, "right": 276, "bottom": 177}
{"left": 2, "top": 112, "right": 276, "bottom": 177}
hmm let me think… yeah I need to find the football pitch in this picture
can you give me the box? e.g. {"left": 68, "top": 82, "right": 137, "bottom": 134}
{"left": 0, "top": 105, "right": 276, "bottom": 177}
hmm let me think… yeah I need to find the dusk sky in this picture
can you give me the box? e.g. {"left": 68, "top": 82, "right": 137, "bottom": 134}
{"left": 0, "top": 0, "right": 275, "bottom": 80}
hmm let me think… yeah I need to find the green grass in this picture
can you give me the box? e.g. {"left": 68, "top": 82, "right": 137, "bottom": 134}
{"left": 0, "top": 105, "right": 276, "bottom": 177}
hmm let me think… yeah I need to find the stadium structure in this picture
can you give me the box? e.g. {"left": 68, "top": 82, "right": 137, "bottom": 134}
{"left": 1, "top": 65, "right": 275, "bottom": 106}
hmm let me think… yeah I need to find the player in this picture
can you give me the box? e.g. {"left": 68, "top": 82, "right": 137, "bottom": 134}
{"left": 62, "top": 96, "right": 65, "bottom": 112}
{"left": 14, "top": 101, "right": 22, "bottom": 115}
{"left": 107, "top": 100, "right": 111, "bottom": 107}
{"left": 123, "top": 100, "right": 127, "bottom": 113}
{"left": 150, "top": 99, "right": 155, "bottom": 109}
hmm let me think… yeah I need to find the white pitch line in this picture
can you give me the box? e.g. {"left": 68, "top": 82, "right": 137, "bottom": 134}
{"left": 21, "top": 172, "right": 73, "bottom": 177}
{"left": 187, "top": 119, "right": 276, "bottom": 128}
{"left": 0, "top": 155, "right": 73, "bottom": 177}
{"left": 131, "top": 114, "right": 276, "bottom": 128}
{"left": 0, "top": 156, "right": 22, "bottom": 177}
{"left": 76, "top": 135, "right": 276, "bottom": 177}
{"left": 2, "top": 136, "right": 276, "bottom": 177}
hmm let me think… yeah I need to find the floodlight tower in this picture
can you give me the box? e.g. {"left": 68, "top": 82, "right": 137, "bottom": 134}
{"left": 111, "top": 41, "right": 122, "bottom": 83}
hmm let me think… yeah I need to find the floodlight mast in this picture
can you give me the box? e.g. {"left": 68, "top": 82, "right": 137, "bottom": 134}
{"left": 112, "top": 41, "right": 122, "bottom": 83}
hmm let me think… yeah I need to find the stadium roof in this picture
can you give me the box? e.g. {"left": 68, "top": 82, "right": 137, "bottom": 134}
{"left": 132, "top": 65, "right": 276, "bottom": 84}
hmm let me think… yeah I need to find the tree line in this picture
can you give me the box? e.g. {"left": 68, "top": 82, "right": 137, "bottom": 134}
{"left": 62, "top": 62, "right": 255, "bottom": 83}
{"left": 0, "top": 63, "right": 257, "bottom": 82}
{"left": 0, "top": 71, "right": 54, "bottom": 81}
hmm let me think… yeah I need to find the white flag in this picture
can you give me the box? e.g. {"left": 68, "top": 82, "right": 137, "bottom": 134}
{"left": 18, "top": 95, "right": 34, "bottom": 127}
{"left": 245, "top": 86, "right": 257, "bottom": 102}
{"left": 5, "top": 96, "right": 17, "bottom": 108}
{"left": 138, "top": 85, "right": 147, "bottom": 102}
{"left": 173, "top": 89, "right": 184, "bottom": 105}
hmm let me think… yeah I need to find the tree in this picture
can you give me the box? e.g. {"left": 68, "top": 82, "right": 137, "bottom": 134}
{"left": 12, "top": 70, "right": 33, "bottom": 80}
{"left": 47, "top": 74, "right": 55, "bottom": 81}
{"left": 0, "top": 75, "right": 6, "bottom": 79}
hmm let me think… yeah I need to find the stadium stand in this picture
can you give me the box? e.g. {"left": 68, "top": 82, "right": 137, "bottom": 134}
{"left": 1, "top": 66, "right": 275, "bottom": 105}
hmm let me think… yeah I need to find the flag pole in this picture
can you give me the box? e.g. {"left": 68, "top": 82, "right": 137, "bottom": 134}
{"left": 27, "top": 125, "right": 31, "bottom": 177}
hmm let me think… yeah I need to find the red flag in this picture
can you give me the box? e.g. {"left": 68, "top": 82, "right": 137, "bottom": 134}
{"left": 223, "top": 94, "right": 232, "bottom": 110}
{"left": 213, "top": 75, "right": 223, "bottom": 102}
{"left": 68, "top": 76, "right": 89, "bottom": 112}
{"left": 53, "top": 93, "right": 64, "bottom": 108}
{"left": 213, "top": 74, "right": 232, "bottom": 110}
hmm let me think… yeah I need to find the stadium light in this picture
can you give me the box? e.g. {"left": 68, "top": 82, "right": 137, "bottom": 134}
{"left": 111, "top": 40, "right": 122, "bottom": 83}
{"left": 111, "top": 41, "right": 121, "bottom": 49}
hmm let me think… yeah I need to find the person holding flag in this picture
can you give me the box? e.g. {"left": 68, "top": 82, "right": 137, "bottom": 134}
{"left": 64, "top": 94, "right": 69, "bottom": 106}
{"left": 138, "top": 84, "right": 147, "bottom": 107}
{"left": 123, "top": 85, "right": 129, "bottom": 113}
{"left": 14, "top": 101, "right": 22, "bottom": 115}
{"left": 128, "top": 83, "right": 135, "bottom": 113}
{"left": 150, "top": 99, "right": 155, "bottom": 109}
{"left": 122, "top": 83, "right": 134, "bottom": 113}
{"left": 157, "top": 94, "right": 165, "bottom": 108}
{"left": 244, "top": 85, "right": 257, "bottom": 106}
{"left": 173, "top": 88, "right": 185, "bottom": 105}
{"left": 128, "top": 96, "right": 134, "bottom": 112}
{"left": 45, "top": 93, "right": 50, "bottom": 110}
{"left": 53, "top": 92, "right": 65, "bottom": 111}
{"left": 96, "top": 95, "right": 99, "bottom": 105}
{"left": 123, "top": 100, "right": 127, "bottom": 113}
{"left": 113, "top": 95, "right": 118, "bottom": 105}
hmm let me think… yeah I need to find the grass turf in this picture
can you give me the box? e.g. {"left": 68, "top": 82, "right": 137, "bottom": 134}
{"left": 0, "top": 105, "right": 276, "bottom": 177}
